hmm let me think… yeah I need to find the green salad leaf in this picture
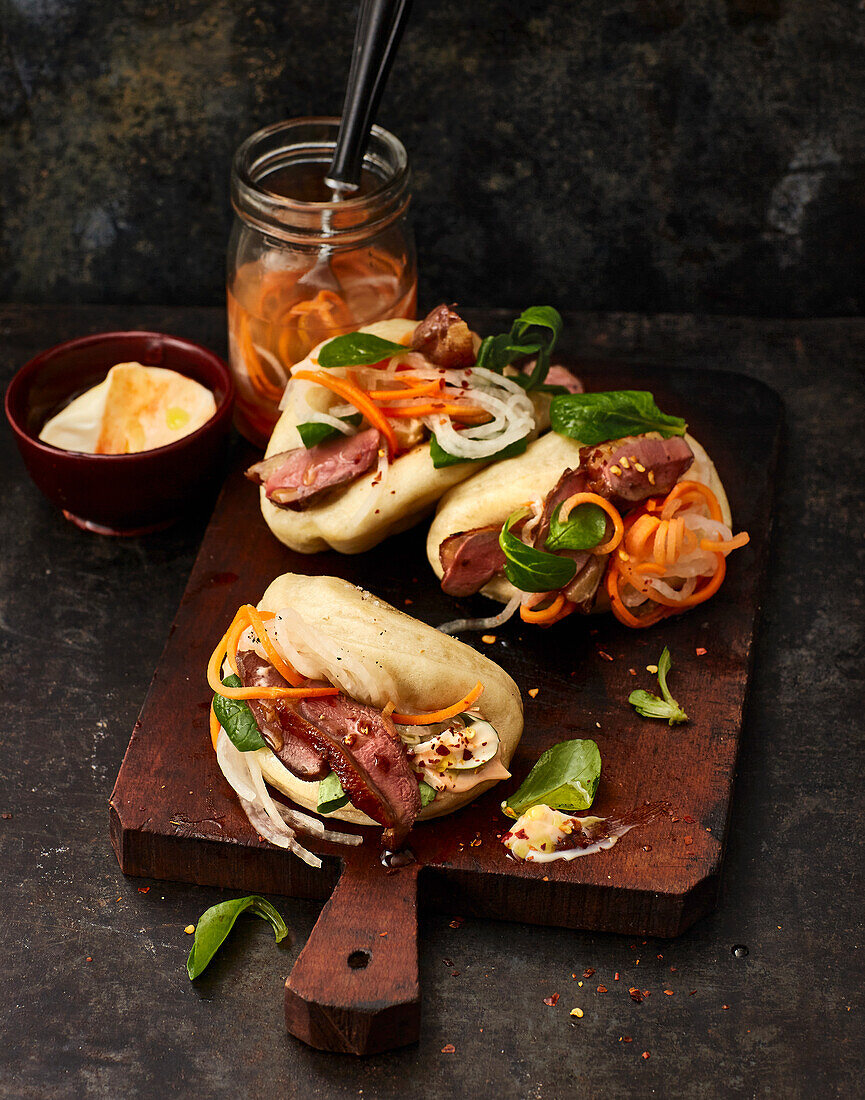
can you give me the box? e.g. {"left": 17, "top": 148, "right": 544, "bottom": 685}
{"left": 429, "top": 431, "right": 529, "bottom": 469}
{"left": 550, "top": 390, "right": 687, "bottom": 445}
{"left": 499, "top": 510, "right": 577, "bottom": 593}
{"left": 418, "top": 780, "right": 437, "bottom": 808}
{"left": 502, "top": 739, "right": 602, "bottom": 819}
{"left": 317, "top": 772, "right": 350, "bottom": 815}
{"left": 629, "top": 647, "right": 689, "bottom": 726}
{"left": 297, "top": 413, "right": 362, "bottom": 449}
{"left": 317, "top": 774, "right": 437, "bottom": 813}
{"left": 545, "top": 501, "right": 607, "bottom": 552}
{"left": 186, "top": 895, "right": 288, "bottom": 980}
{"left": 212, "top": 675, "right": 266, "bottom": 752}
{"left": 475, "top": 306, "right": 563, "bottom": 390}
{"left": 317, "top": 332, "right": 406, "bottom": 369}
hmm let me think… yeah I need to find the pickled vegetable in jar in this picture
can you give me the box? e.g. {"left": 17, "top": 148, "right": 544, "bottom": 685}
{"left": 227, "top": 117, "right": 417, "bottom": 446}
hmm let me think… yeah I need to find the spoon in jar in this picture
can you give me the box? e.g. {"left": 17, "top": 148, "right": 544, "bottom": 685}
{"left": 298, "top": 0, "right": 412, "bottom": 293}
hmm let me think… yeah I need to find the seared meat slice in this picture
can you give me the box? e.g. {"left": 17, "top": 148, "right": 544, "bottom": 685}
{"left": 534, "top": 468, "right": 588, "bottom": 549}
{"left": 245, "top": 427, "right": 381, "bottom": 509}
{"left": 439, "top": 525, "right": 506, "bottom": 597}
{"left": 580, "top": 434, "right": 693, "bottom": 507}
{"left": 235, "top": 649, "right": 328, "bottom": 781}
{"left": 296, "top": 694, "right": 421, "bottom": 849}
{"left": 518, "top": 362, "right": 584, "bottom": 394}
{"left": 411, "top": 304, "right": 476, "bottom": 368}
{"left": 545, "top": 365, "right": 584, "bottom": 393}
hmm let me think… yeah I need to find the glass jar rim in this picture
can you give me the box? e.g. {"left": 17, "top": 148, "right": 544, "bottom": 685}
{"left": 231, "top": 116, "right": 411, "bottom": 246}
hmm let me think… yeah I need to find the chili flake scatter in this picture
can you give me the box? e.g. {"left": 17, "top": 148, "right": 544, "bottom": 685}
{"left": 184, "top": 925, "right": 195, "bottom": 934}
{"left": 528, "top": 688, "right": 540, "bottom": 698}
{"left": 1, "top": 812, "right": 12, "bottom": 820}
{"left": 449, "top": 918, "right": 463, "bottom": 929}
{"left": 379, "top": 931, "right": 388, "bottom": 937}
{"left": 614, "top": 972, "right": 620, "bottom": 981}
{"left": 683, "top": 815, "right": 695, "bottom": 823}
{"left": 441, "top": 1044, "right": 455, "bottom": 1054}
{"left": 597, "top": 649, "right": 613, "bottom": 662}
{"left": 642, "top": 1051, "right": 651, "bottom": 1060}
{"left": 696, "top": 647, "right": 707, "bottom": 656}
{"left": 684, "top": 836, "right": 694, "bottom": 845}
{"left": 628, "top": 668, "right": 637, "bottom": 676}
{"left": 629, "top": 988, "right": 644, "bottom": 1003}
{"left": 443, "top": 958, "right": 454, "bottom": 967}
{"left": 85, "top": 956, "right": 92, "bottom": 962}
{"left": 597, "top": 985, "right": 608, "bottom": 993}
{"left": 137, "top": 887, "right": 150, "bottom": 894}
{"left": 583, "top": 967, "right": 595, "bottom": 978}
{"left": 664, "top": 990, "right": 674, "bottom": 996}
{"left": 722, "top": 1004, "right": 729, "bottom": 1010}
{"left": 622, "top": 1036, "right": 633, "bottom": 1043}
{"left": 543, "top": 993, "right": 560, "bottom": 1007}
{"left": 481, "top": 635, "right": 497, "bottom": 644}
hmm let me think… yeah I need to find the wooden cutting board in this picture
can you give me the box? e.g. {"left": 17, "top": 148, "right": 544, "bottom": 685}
{"left": 110, "top": 360, "right": 781, "bottom": 1054}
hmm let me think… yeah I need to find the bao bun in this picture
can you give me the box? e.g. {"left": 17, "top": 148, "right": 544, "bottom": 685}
{"left": 426, "top": 430, "right": 732, "bottom": 605}
{"left": 259, "top": 319, "right": 553, "bottom": 555}
{"left": 254, "top": 573, "right": 524, "bottom": 824}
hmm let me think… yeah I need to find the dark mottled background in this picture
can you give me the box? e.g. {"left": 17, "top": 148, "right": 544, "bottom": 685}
{"left": 1, "top": 0, "right": 864, "bottom": 315}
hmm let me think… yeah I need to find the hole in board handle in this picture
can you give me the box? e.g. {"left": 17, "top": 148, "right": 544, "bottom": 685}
{"left": 347, "top": 950, "right": 371, "bottom": 970}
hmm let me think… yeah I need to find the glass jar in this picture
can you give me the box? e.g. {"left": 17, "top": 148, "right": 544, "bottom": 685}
{"left": 227, "top": 117, "right": 417, "bottom": 446}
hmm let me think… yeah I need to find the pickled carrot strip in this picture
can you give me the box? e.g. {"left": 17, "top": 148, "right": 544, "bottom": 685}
{"left": 391, "top": 681, "right": 484, "bottom": 726}
{"left": 520, "top": 593, "right": 566, "bottom": 623}
{"left": 293, "top": 369, "right": 398, "bottom": 456}
{"left": 246, "top": 605, "right": 304, "bottom": 688}
{"left": 368, "top": 378, "right": 444, "bottom": 401}
{"left": 379, "top": 401, "right": 490, "bottom": 421}
{"left": 626, "top": 513, "right": 661, "bottom": 557}
{"left": 210, "top": 703, "right": 221, "bottom": 751}
{"left": 700, "top": 532, "right": 750, "bottom": 554}
{"left": 662, "top": 480, "right": 723, "bottom": 522}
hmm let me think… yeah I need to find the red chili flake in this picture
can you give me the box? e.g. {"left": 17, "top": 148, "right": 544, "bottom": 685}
{"left": 683, "top": 815, "right": 695, "bottom": 823}
{"left": 85, "top": 956, "right": 92, "bottom": 962}
{"left": 689, "top": 990, "right": 697, "bottom": 996}
{"left": 441, "top": 1044, "right": 455, "bottom": 1054}
{"left": 622, "top": 1035, "right": 633, "bottom": 1043}
{"left": 470, "top": 837, "right": 482, "bottom": 847}
{"left": 137, "top": 887, "right": 150, "bottom": 894}
{"left": 583, "top": 967, "right": 595, "bottom": 978}
{"left": 643, "top": 990, "right": 651, "bottom": 998}
{"left": 722, "top": 1004, "right": 729, "bottom": 1010}
{"left": 597, "top": 985, "right": 608, "bottom": 993}
{"left": 696, "top": 647, "right": 707, "bottom": 656}
{"left": 449, "top": 918, "right": 463, "bottom": 929}
{"left": 642, "top": 1051, "right": 651, "bottom": 1060}
{"left": 670, "top": 966, "right": 677, "bottom": 972}
{"left": 597, "top": 649, "right": 614, "bottom": 662}
{"left": 664, "top": 990, "right": 674, "bottom": 996}
{"left": 543, "top": 993, "right": 560, "bottom": 1007}
{"left": 404, "top": 598, "right": 413, "bottom": 605}
{"left": 443, "top": 958, "right": 454, "bottom": 967}
{"left": 684, "top": 836, "right": 693, "bottom": 846}
{"left": 451, "top": 971, "right": 461, "bottom": 977}
{"left": 1, "top": 812, "right": 12, "bottom": 820}
{"left": 657, "top": 954, "right": 663, "bottom": 960}
{"left": 671, "top": 816, "right": 679, "bottom": 823}
{"left": 629, "top": 988, "right": 644, "bottom": 1003}
{"left": 628, "top": 668, "right": 637, "bottom": 676}
{"left": 379, "top": 931, "right": 388, "bottom": 937}
{"left": 614, "top": 972, "right": 620, "bottom": 981}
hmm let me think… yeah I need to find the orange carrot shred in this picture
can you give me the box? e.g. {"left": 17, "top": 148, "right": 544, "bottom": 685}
{"left": 391, "top": 681, "right": 484, "bottom": 726}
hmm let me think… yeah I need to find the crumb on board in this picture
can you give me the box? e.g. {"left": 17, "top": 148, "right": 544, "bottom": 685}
{"left": 481, "top": 634, "right": 496, "bottom": 644}
{"left": 528, "top": 688, "right": 539, "bottom": 698}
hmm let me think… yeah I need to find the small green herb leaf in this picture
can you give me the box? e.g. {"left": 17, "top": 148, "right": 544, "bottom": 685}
{"left": 297, "top": 413, "right": 362, "bottom": 449}
{"left": 474, "top": 306, "right": 563, "bottom": 390}
{"left": 499, "top": 510, "right": 577, "bottom": 593}
{"left": 317, "top": 772, "right": 350, "bottom": 814}
{"left": 186, "top": 895, "right": 288, "bottom": 980}
{"left": 545, "top": 502, "right": 607, "bottom": 552}
{"left": 502, "top": 739, "right": 601, "bottom": 819}
{"left": 418, "top": 780, "right": 437, "bottom": 808}
{"left": 628, "top": 647, "right": 688, "bottom": 726}
{"left": 317, "top": 333, "right": 406, "bottom": 369}
{"left": 212, "top": 675, "right": 266, "bottom": 752}
{"left": 429, "top": 431, "right": 528, "bottom": 469}
{"left": 550, "top": 390, "right": 687, "bottom": 445}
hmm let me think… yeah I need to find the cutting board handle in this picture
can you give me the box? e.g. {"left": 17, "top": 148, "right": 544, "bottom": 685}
{"left": 284, "top": 846, "right": 421, "bottom": 1055}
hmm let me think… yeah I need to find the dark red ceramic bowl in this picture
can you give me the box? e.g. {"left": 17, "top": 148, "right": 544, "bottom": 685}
{"left": 5, "top": 330, "right": 234, "bottom": 535}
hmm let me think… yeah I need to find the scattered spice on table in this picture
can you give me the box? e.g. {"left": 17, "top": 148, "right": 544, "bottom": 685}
{"left": 481, "top": 634, "right": 496, "bottom": 644}
{"left": 528, "top": 688, "right": 539, "bottom": 698}
{"left": 684, "top": 836, "right": 693, "bottom": 845}
{"left": 543, "top": 993, "right": 560, "bottom": 1006}
{"left": 696, "top": 647, "right": 707, "bottom": 656}
{"left": 449, "top": 918, "right": 463, "bottom": 929}
{"left": 441, "top": 1044, "right": 455, "bottom": 1054}
{"left": 583, "top": 967, "right": 595, "bottom": 977}
{"left": 642, "top": 1051, "right": 651, "bottom": 1060}
{"left": 664, "top": 989, "right": 674, "bottom": 996}
{"left": 597, "top": 985, "right": 608, "bottom": 993}
{"left": 138, "top": 887, "right": 150, "bottom": 894}
{"left": 629, "top": 988, "right": 644, "bottom": 1003}
{"left": 597, "top": 649, "right": 613, "bottom": 661}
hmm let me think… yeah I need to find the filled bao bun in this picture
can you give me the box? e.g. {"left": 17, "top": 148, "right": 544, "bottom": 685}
{"left": 427, "top": 430, "right": 731, "bottom": 605}
{"left": 253, "top": 573, "right": 523, "bottom": 823}
{"left": 258, "top": 318, "right": 554, "bottom": 555}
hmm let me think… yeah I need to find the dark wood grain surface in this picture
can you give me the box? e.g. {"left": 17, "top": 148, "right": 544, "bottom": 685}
{"left": 2, "top": 305, "right": 862, "bottom": 1094}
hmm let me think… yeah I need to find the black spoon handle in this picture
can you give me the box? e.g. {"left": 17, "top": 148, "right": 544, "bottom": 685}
{"left": 327, "top": 0, "right": 412, "bottom": 190}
